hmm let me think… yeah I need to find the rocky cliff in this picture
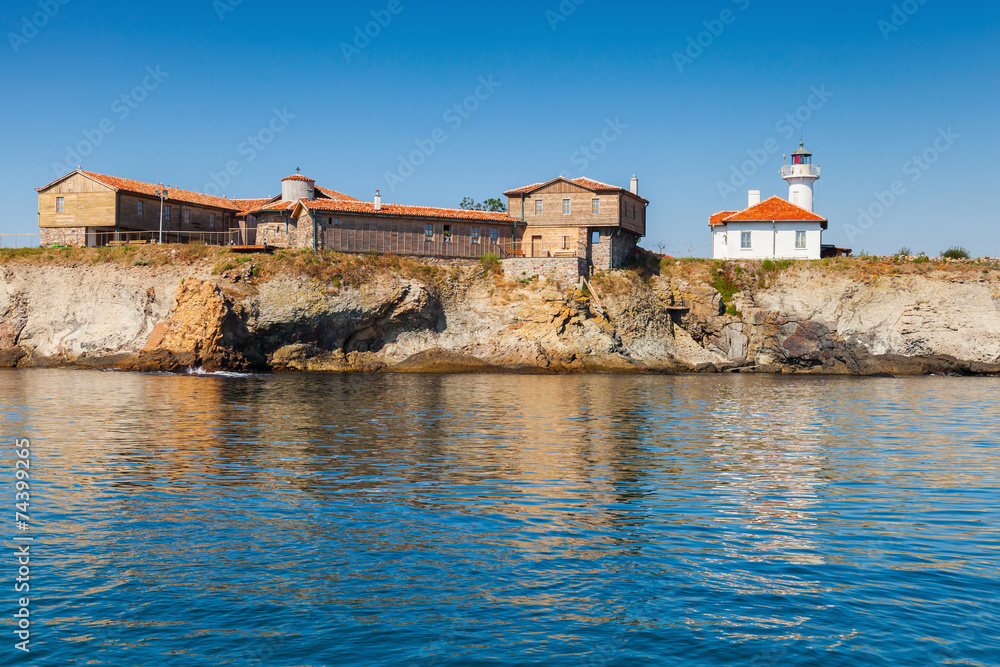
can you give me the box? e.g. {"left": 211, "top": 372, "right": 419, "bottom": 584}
{"left": 1, "top": 250, "right": 999, "bottom": 375}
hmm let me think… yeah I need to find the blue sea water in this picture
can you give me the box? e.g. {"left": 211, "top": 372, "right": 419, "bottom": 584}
{"left": 0, "top": 370, "right": 997, "bottom": 666}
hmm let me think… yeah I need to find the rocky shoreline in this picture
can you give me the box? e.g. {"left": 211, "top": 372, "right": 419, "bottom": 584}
{"left": 2, "top": 251, "right": 1000, "bottom": 377}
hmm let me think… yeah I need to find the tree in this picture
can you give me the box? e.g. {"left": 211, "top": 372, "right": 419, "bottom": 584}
{"left": 460, "top": 197, "right": 507, "bottom": 213}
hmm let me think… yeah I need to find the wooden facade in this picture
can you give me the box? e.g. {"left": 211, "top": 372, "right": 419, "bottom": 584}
{"left": 37, "top": 170, "right": 248, "bottom": 246}
{"left": 504, "top": 177, "right": 648, "bottom": 270}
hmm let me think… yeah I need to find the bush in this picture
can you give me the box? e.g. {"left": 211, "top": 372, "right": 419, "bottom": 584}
{"left": 898, "top": 246, "right": 912, "bottom": 256}
{"left": 480, "top": 253, "right": 501, "bottom": 275}
{"left": 941, "top": 246, "right": 971, "bottom": 260}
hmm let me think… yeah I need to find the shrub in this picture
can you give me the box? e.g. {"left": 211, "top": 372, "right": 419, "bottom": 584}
{"left": 941, "top": 246, "right": 971, "bottom": 260}
{"left": 898, "top": 246, "right": 912, "bottom": 256}
{"left": 480, "top": 253, "right": 501, "bottom": 275}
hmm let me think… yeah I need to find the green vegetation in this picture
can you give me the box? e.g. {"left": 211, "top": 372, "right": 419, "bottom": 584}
{"left": 711, "top": 272, "right": 740, "bottom": 303}
{"left": 480, "top": 253, "right": 502, "bottom": 275}
{"left": 898, "top": 246, "right": 912, "bottom": 256}
{"left": 460, "top": 197, "right": 506, "bottom": 212}
{"left": 941, "top": 246, "right": 971, "bottom": 260}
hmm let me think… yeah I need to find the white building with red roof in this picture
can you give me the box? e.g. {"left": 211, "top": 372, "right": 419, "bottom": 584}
{"left": 709, "top": 144, "right": 833, "bottom": 260}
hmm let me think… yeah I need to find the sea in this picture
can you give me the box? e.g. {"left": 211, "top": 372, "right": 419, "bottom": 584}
{"left": 0, "top": 369, "right": 997, "bottom": 666}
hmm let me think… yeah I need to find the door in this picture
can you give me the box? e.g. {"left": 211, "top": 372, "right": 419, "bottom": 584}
{"left": 531, "top": 235, "right": 542, "bottom": 257}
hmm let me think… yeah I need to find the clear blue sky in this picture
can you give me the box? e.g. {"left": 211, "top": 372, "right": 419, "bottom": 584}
{"left": 2, "top": 0, "right": 998, "bottom": 256}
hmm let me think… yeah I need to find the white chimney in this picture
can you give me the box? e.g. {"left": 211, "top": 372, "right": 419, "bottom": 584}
{"left": 630, "top": 175, "right": 638, "bottom": 195}
{"left": 374, "top": 190, "right": 382, "bottom": 211}
{"left": 748, "top": 190, "right": 761, "bottom": 207}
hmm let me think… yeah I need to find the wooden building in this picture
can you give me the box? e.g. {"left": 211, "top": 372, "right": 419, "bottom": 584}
{"left": 503, "top": 176, "right": 648, "bottom": 270}
{"left": 244, "top": 174, "right": 518, "bottom": 257}
{"left": 36, "top": 170, "right": 649, "bottom": 273}
{"left": 36, "top": 169, "right": 274, "bottom": 246}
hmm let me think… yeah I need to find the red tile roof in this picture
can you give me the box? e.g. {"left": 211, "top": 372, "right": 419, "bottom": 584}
{"left": 709, "top": 211, "right": 738, "bottom": 227}
{"left": 232, "top": 197, "right": 278, "bottom": 212}
{"left": 80, "top": 170, "right": 244, "bottom": 211}
{"left": 315, "top": 186, "right": 358, "bottom": 201}
{"left": 247, "top": 197, "right": 519, "bottom": 223}
{"left": 282, "top": 174, "right": 314, "bottom": 182}
{"left": 711, "top": 197, "right": 828, "bottom": 228}
{"left": 504, "top": 176, "right": 649, "bottom": 203}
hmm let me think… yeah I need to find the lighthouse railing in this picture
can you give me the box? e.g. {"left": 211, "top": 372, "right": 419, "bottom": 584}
{"left": 780, "top": 165, "right": 821, "bottom": 178}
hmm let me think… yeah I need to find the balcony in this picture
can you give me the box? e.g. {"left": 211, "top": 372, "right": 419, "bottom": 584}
{"left": 780, "top": 164, "right": 821, "bottom": 178}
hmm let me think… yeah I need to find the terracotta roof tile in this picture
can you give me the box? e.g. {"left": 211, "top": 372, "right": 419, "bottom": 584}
{"left": 282, "top": 174, "right": 314, "bottom": 182}
{"left": 315, "top": 186, "right": 358, "bottom": 201}
{"left": 713, "top": 196, "right": 828, "bottom": 227}
{"left": 247, "top": 198, "right": 519, "bottom": 223}
{"left": 81, "top": 171, "right": 243, "bottom": 211}
{"left": 504, "top": 176, "right": 648, "bottom": 203}
{"left": 709, "top": 211, "right": 738, "bottom": 227}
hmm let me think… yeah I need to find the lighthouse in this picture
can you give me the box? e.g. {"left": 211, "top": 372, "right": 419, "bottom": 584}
{"left": 780, "top": 142, "right": 821, "bottom": 212}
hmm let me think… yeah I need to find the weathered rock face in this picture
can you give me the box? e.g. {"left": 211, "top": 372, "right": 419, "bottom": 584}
{"left": 0, "top": 261, "right": 999, "bottom": 375}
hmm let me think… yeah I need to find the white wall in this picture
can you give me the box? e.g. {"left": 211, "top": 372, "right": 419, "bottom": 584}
{"left": 712, "top": 221, "right": 823, "bottom": 260}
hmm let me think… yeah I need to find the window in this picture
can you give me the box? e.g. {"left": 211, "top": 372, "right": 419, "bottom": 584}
{"left": 210, "top": 213, "right": 216, "bottom": 229}
{"left": 490, "top": 228, "right": 498, "bottom": 244}
{"left": 471, "top": 227, "right": 480, "bottom": 244}
{"left": 137, "top": 201, "right": 144, "bottom": 216}
{"left": 563, "top": 199, "right": 571, "bottom": 215}
{"left": 535, "top": 200, "right": 543, "bottom": 215}
{"left": 741, "top": 231, "right": 752, "bottom": 250}
{"left": 796, "top": 231, "right": 807, "bottom": 249}
{"left": 165, "top": 206, "right": 171, "bottom": 221}
{"left": 562, "top": 236, "right": 571, "bottom": 250}
{"left": 184, "top": 210, "right": 190, "bottom": 225}
{"left": 443, "top": 225, "right": 452, "bottom": 243}
{"left": 425, "top": 224, "right": 433, "bottom": 241}
{"left": 591, "top": 231, "right": 600, "bottom": 244}
{"left": 56, "top": 197, "right": 65, "bottom": 213}
{"left": 592, "top": 198, "right": 599, "bottom": 214}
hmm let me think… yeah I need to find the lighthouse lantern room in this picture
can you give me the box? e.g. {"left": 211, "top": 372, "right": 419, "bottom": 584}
{"left": 780, "top": 142, "right": 821, "bottom": 212}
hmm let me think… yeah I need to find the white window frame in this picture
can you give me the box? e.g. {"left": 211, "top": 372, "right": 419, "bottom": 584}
{"left": 535, "top": 200, "right": 543, "bottom": 215}
{"left": 563, "top": 199, "right": 571, "bottom": 215}
{"left": 592, "top": 198, "right": 599, "bottom": 214}
{"left": 741, "top": 231, "right": 752, "bottom": 250}
{"left": 56, "top": 197, "right": 65, "bottom": 213}
{"left": 795, "top": 231, "right": 807, "bottom": 250}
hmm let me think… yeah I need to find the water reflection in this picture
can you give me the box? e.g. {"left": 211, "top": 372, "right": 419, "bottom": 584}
{"left": 0, "top": 370, "right": 998, "bottom": 666}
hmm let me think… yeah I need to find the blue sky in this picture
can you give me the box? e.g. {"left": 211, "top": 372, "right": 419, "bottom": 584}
{"left": 1, "top": 0, "right": 998, "bottom": 256}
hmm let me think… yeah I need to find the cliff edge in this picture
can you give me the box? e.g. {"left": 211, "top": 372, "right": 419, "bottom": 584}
{"left": 1, "top": 247, "right": 998, "bottom": 376}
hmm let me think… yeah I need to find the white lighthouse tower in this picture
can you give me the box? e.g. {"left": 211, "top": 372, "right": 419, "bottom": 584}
{"left": 780, "top": 142, "right": 821, "bottom": 212}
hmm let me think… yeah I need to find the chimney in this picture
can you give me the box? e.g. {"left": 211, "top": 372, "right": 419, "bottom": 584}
{"left": 748, "top": 190, "right": 761, "bottom": 207}
{"left": 374, "top": 190, "right": 382, "bottom": 211}
{"left": 630, "top": 175, "right": 638, "bottom": 195}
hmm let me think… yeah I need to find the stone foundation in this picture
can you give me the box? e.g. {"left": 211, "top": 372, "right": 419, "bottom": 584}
{"left": 41, "top": 227, "right": 86, "bottom": 247}
{"left": 502, "top": 257, "right": 586, "bottom": 285}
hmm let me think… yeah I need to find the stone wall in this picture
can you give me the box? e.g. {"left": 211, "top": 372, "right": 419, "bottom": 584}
{"left": 41, "top": 227, "right": 86, "bottom": 247}
{"left": 502, "top": 257, "right": 586, "bottom": 285}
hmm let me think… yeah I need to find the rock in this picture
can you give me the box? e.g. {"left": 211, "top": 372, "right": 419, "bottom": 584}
{"left": 390, "top": 348, "right": 498, "bottom": 373}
